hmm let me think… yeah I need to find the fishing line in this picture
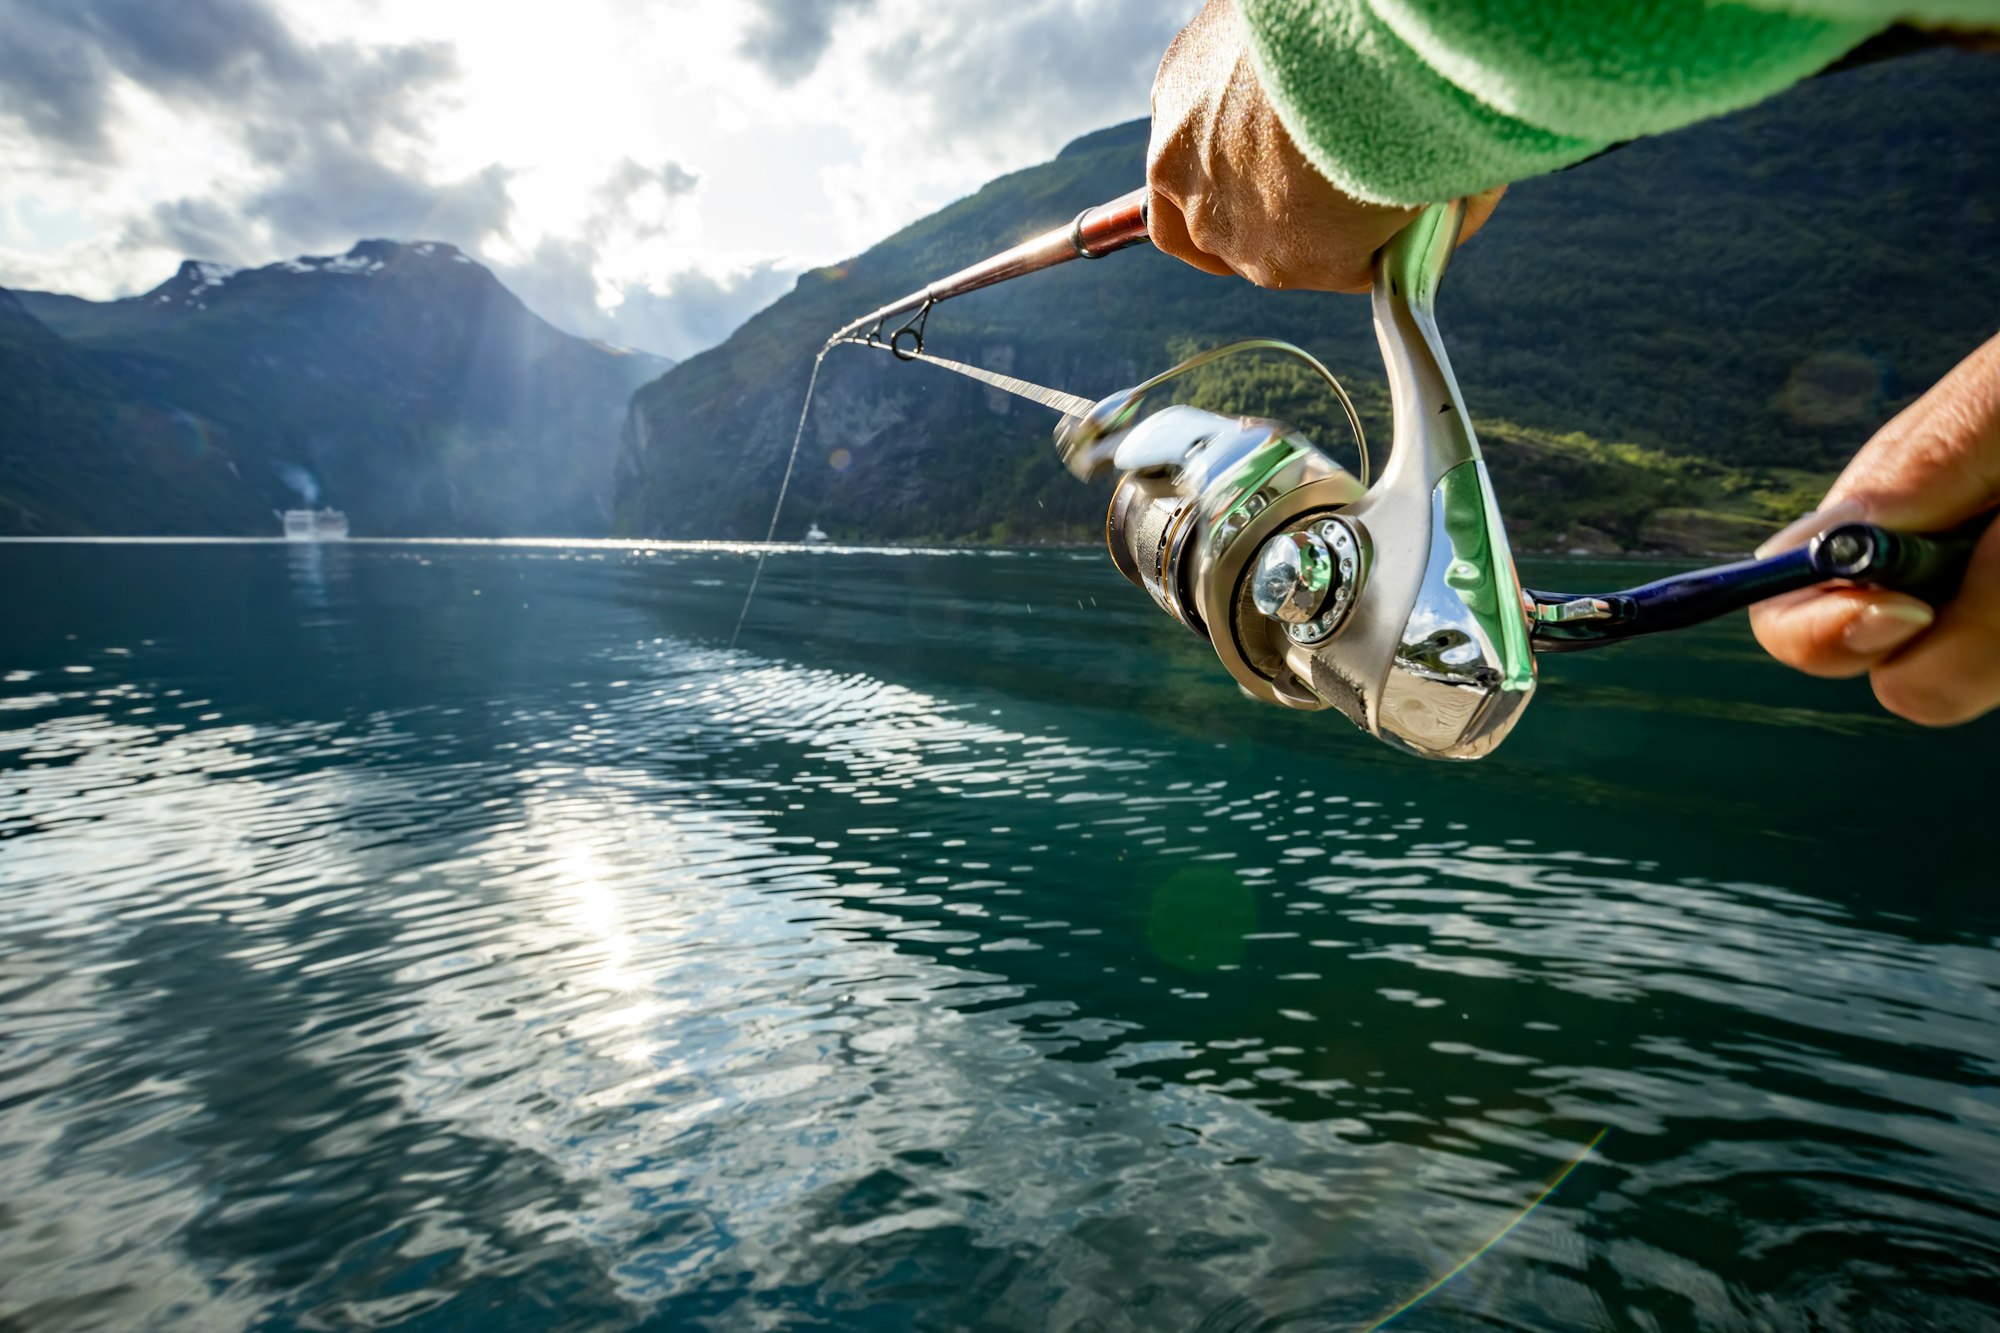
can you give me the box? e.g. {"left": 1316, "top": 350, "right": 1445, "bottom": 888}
{"left": 731, "top": 333, "right": 1087, "bottom": 645}
{"left": 729, "top": 339, "right": 833, "bottom": 649}
{"left": 731, "top": 329, "right": 1369, "bottom": 645}
{"left": 836, "top": 333, "right": 1371, "bottom": 484}
{"left": 1359, "top": 1126, "right": 1610, "bottom": 1331}
{"left": 833, "top": 336, "right": 1096, "bottom": 422}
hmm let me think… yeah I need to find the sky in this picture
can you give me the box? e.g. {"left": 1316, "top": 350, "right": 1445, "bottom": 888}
{"left": 0, "top": 0, "right": 1191, "bottom": 360}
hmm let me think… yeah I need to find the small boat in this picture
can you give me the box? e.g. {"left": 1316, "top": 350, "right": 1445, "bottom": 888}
{"left": 282, "top": 508, "right": 350, "bottom": 541}
{"left": 804, "top": 523, "right": 831, "bottom": 545}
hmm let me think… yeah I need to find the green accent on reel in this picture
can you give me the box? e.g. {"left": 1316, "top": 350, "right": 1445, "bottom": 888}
{"left": 1435, "top": 460, "right": 1535, "bottom": 693}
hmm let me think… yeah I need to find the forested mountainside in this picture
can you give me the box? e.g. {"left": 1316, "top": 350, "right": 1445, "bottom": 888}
{"left": 3, "top": 241, "right": 670, "bottom": 536}
{"left": 617, "top": 50, "right": 1998, "bottom": 554}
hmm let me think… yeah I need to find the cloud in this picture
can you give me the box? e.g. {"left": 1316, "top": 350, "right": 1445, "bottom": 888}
{"left": 0, "top": 0, "right": 449, "bottom": 161}
{"left": 111, "top": 154, "right": 513, "bottom": 275}
{"left": 0, "top": 7, "right": 117, "bottom": 155}
{"left": 488, "top": 236, "right": 602, "bottom": 339}
{"left": 738, "top": 0, "right": 876, "bottom": 86}
{"left": 0, "top": 0, "right": 1196, "bottom": 364}
{"left": 493, "top": 164, "right": 798, "bottom": 362}
{"left": 249, "top": 160, "right": 513, "bottom": 257}
{"left": 587, "top": 158, "right": 702, "bottom": 245}
{"left": 115, "top": 197, "right": 250, "bottom": 264}
{"left": 606, "top": 261, "right": 800, "bottom": 358}
{"left": 0, "top": 0, "right": 512, "bottom": 273}
{"left": 857, "top": 0, "right": 1183, "bottom": 156}
{"left": 0, "top": 0, "right": 292, "bottom": 155}
{"left": 598, "top": 159, "right": 700, "bottom": 206}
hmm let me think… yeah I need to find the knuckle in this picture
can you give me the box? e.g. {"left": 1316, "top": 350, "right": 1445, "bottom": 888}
{"left": 1180, "top": 195, "right": 1229, "bottom": 251}
{"left": 1144, "top": 124, "right": 1202, "bottom": 201}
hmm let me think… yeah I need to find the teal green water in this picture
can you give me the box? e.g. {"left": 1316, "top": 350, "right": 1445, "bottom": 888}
{"left": 2, "top": 540, "right": 1996, "bottom": 1331}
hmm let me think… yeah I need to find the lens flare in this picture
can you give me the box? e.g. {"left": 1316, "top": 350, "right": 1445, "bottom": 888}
{"left": 1144, "top": 865, "right": 1255, "bottom": 972}
{"left": 1360, "top": 1126, "right": 1610, "bottom": 1331}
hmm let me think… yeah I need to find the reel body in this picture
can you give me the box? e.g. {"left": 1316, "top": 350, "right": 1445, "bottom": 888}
{"left": 1061, "top": 203, "right": 1539, "bottom": 761}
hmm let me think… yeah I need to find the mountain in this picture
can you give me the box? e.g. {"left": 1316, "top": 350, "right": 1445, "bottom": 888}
{"left": 3, "top": 241, "right": 672, "bottom": 537}
{"left": 0, "top": 289, "right": 273, "bottom": 535}
{"left": 616, "top": 49, "right": 2000, "bottom": 553}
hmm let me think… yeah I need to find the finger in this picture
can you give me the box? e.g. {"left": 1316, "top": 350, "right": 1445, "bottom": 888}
{"left": 1146, "top": 190, "right": 1237, "bottom": 278}
{"left": 1823, "top": 332, "right": 2000, "bottom": 530}
{"left": 1178, "top": 189, "right": 1241, "bottom": 267}
{"left": 1457, "top": 185, "right": 1507, "bottom": 246}
{"left": 1868, "top": 514, "right": 2000, "bottom": 725}
{"left": 1749, "top": 586, "right": 1935, "bottom": 679}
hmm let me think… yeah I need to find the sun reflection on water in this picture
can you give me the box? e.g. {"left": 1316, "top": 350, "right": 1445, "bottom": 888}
{"left": 2, "top": 541, "right": 1997, "bottom": 1330}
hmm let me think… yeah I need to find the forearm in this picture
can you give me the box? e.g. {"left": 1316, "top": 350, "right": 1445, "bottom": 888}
{"left": 1235, "top": 0, "right": 1996, "bottom": 205}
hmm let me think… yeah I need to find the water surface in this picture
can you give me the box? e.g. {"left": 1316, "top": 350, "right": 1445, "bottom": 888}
{"left": 2, "top": 540, "right": 1996, "bottom": 1331}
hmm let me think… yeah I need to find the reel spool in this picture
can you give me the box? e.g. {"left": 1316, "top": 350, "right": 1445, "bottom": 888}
{"left": 1096, "top": 405, "right": 1367, "bottom": 713}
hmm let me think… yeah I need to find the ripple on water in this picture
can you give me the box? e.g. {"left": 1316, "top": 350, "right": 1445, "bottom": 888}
{"left": 1, "top": 544, "right": 1997, "bottom": 1330}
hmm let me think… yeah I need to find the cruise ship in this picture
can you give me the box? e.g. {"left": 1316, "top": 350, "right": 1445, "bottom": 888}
{"left": 281, "top": 508, "right": 350, "bottom": 541}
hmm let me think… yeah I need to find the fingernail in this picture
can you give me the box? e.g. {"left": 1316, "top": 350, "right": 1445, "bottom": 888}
{"left": 1756, "top": 498, "right": 1867, "bottom": 559}
{"left": 1843, "top": 599, "right": 1933, "bottom": 655}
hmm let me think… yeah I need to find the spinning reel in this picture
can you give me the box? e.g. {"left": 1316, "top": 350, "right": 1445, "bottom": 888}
{"left": 831, "top": 194, "right": 1986, "bottom": 761}
{"left": 1052, "top": 203, "right": 1982, "bottom": 760}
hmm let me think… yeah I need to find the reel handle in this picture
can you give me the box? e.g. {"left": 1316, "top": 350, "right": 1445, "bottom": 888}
{"left": 1816, "top": 514, "right": 1991, "bottom": 606}
{"left": 1527, "top": 509, "right": 1996, "bottom": 650}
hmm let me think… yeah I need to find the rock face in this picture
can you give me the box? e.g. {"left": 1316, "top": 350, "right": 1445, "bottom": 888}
{"left": 616, "top": 51, "right": 2000, "bottom": 550}
{"left": 4, "top": 241, "right": 671, "bottom": 536}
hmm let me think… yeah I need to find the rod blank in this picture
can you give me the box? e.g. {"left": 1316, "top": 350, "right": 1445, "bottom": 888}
{"left": 834, "top": 188, "right": 1149, "bottom": 342}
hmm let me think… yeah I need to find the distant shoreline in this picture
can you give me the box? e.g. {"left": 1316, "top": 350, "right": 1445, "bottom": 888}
{"left": 0, "top": 534, "right": 1708, "bottom": 562}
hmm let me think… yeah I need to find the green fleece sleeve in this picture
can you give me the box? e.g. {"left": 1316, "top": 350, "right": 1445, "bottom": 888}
{"left": 1237, "top": 0, "right": 1998, "bottom": 206}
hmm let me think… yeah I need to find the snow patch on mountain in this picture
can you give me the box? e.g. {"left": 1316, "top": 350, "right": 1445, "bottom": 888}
{"left": 281, "top": 252, "right": 385, "bottom": 276}
{"left": 271, "top": 241, "right": 467, "bottom": 279}
{"left": 188, "top": 262, "right": 235, "bottom": 294}
{"left": 152, "top": 259, "right": 241, "bottom": 305}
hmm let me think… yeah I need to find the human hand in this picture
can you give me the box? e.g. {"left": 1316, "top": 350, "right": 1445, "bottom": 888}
{"left": 1146, "top": 0, "right": 1503, "bottom": 293}
{"left": 1750, "top": 332, "right": 2000, "bottom": 726}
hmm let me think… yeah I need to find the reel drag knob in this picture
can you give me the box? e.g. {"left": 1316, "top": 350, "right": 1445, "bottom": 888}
{"left": 1249, "top": 517, "right": 1365, "bottom": 645}
{"left": 1252, "top": 530, "right": 1337, "bottom": 624}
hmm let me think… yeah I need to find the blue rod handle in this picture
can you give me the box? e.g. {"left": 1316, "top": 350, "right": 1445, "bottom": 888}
{"left": 1527, "top": 511, "right": 1994, "bottom": 651}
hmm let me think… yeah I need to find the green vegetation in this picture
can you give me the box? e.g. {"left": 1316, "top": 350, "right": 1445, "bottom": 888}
{"left": 618, "top": 50, "right": 1998, "bottom": 554}
{"left": 1163, "top": 347, "right": 1832, "bottom": 552}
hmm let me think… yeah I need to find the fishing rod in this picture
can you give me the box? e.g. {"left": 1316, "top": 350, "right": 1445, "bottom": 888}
{"left": 828, "top": 190, "right": 1992, "bottom": 760}
{"left": 832, "top": 188, "right": 1152, "bottom": 352}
